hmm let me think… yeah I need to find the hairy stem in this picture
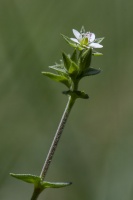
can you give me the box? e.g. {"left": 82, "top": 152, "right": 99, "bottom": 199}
{"left": 40, "top": 95, "right": 76, "bottom": 180}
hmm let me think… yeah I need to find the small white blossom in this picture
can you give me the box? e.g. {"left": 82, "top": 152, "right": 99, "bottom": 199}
{"left": 70, "top": 29, "right": 103, "bottom": 49}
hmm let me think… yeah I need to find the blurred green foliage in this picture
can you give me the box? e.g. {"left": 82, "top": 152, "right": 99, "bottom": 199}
{"left": 0, "top": 0, "right": 133, "bottom": 200}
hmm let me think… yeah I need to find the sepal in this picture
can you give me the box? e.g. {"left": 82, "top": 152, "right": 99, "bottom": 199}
{"left": 80, "top": 26, "right": 85, "bottom": 34}
{"left": 92, "top": 52, "right": 103, "bottom": 56}
{"left": 61, "top": 34, "right": 78, "bottom": 48}
{"left": 61, "top": 34, "right": 84, "bottom": 50}
{"left": 94, "top": 37, "right": 104, "bottom": 44}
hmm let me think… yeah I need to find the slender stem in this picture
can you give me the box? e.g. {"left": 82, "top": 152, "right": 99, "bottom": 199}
{"left": 31, "top": 187, "right": 43, "bottom": 200}
{"left": 40, "top": 95, "right": 76, "bottom": 180}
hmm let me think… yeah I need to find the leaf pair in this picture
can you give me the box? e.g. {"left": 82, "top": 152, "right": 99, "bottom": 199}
{"left": 10, "top": 173, "right": 72, "bottom": 193}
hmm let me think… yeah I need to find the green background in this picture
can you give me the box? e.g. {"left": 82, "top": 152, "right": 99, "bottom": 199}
{"left": 0, "top": 0, "right": 133, "bottom": 199}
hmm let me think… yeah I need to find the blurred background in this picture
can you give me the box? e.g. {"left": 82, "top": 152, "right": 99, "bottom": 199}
{"left": 0, "top": 0, "right": 133, "bottom": 199}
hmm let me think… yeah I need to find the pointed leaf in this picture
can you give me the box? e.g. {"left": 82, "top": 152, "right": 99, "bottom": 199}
{"left": 80, "top": 68, "right": 101, "bottom": 78}
{"left": 70, "top": 49, "right": 77, "bottom": 63}
{"left": 79, "top": 48, "right": 92, "bottom": 71}
{"left": 42, "top": 72, "right": 71, "bottom": 88}
{"left": 68, "top": 61, "right": 79, "bottom": 76}
{"left": 62, "top": 52, "right": 71, "bottom": 71}
{"left": 10, "top": 173, "right": 41, "bottom": 184}
{"left": 42, "top": 181, "right": 72, "bottom": 189}
{"left": 49, "top": 64, "right": 67, "bottom": 74}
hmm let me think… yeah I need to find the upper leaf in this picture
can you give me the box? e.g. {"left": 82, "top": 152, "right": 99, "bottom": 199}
{"left": 70, "top": 49, "right": 78, "bottom": 63}
{"left": 79, "top": 48, "right": 92, "bottom": 72}
{"left": 62, "top": 52, "right": 71, "bottom": 71}
{"left": 68, "top": 61, "right": 79, "bottom": 77}
{"left": 79, "top": 67, "right": 101, "bottom": 79}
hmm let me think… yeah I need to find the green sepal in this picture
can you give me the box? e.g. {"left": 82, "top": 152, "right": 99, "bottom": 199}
{"left": 10, "top": 173, "right": 72, "bottom": 190}
{"left": 79, "top": 48, "right": 92, "bottom": 71}
{"left": 42, "top": 72, "right": 71, "bottom": 88}
{"left": 61, "top": 34, "right": 78, "bottom": 48}
{"left": 63, "top": 90, "right": 89, "bottom": 99}
{"left": 94, "top": 37, "right": 104, "bottom": 44}
{"left": 79, "top": 68, "right": 101, "bottom": 78}
{"left": 80, "top": 26, "right": 85, "bottom": 34}
{"left": 62, "top": 52, "right": 71, "bottom": 71}
{"left": 92, "top": 52, "right": 103, "bottom": 56}
{"left": 61, "top": 34, "right": 84, "bottom": 51}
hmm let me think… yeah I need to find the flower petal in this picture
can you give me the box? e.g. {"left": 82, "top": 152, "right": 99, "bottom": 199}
{"left": 70, "top": 38, "right": 80, "bottom": 44}
{"left": 90, "top": 43, "right": 103, "bottom": 48}
{"left": 89, "top": 33, "right": 95, "bottom": 42}
{"left": 72, "top": 29, "right": 81, "bottom": 40}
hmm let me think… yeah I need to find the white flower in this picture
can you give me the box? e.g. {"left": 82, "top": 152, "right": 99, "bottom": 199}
{"left": 70, "top": 29, "right": 103, "bottom": 49}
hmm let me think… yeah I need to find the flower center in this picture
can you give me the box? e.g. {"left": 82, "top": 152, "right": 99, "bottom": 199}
{"left": 80, "top": 37, "right": 89, "bottom": 46}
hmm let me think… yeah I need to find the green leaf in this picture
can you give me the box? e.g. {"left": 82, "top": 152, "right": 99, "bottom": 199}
{"left": 70, "top": 49, "right": 77, "bottom": 63}
{"left": 62, "top": 52, "right": 71, "bottom": 71}
{"left": 79, "top": 48, "right": 92, "bottom": 71}
{"left": 80, "top": 68, "right": 101, "bottom": 78}
{"left": 10, "top": 173, "right": 41, "bottom": 185}
{"left": 49, "top": 64, "right": 67, "bottom": 74}
{"left": 68, "top": 61, "right": 79, "bottom": 76}
{"left": 42, "top": 72, "right": 71, "bottom": 88}
{"left": 63, "top": 90, "right": 89, "bottom": 99}
{"left": 42, "top": 181, "right": 72, "bottom": 189}
{"left": 61, "top": 34, "right": 78, "bottom": 48}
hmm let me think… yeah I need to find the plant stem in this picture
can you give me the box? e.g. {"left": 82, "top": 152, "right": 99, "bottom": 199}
{"left": 31, "top": 188, "right": 42, "bottom": 200}
{"left": 40, "top": 95, "right": 76, "bottom": 180}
